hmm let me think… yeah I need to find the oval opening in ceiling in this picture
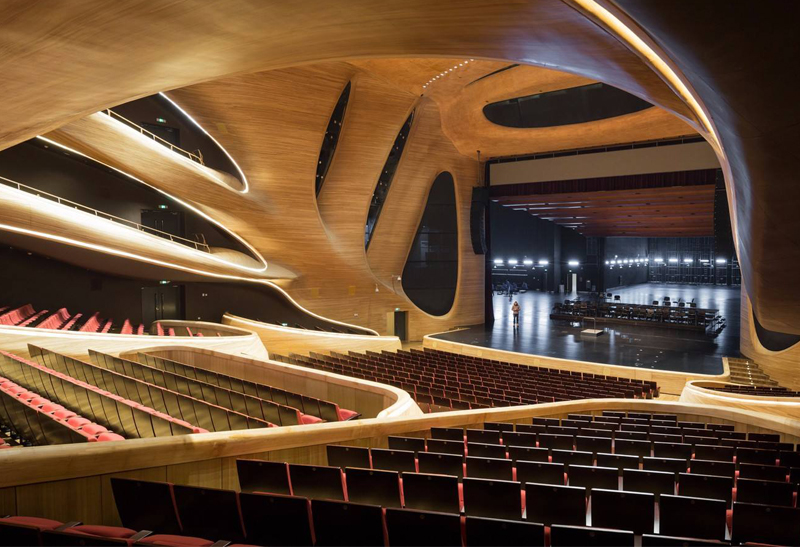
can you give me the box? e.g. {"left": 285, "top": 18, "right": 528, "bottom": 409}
{"left": 483, "top": 83, "right": 653, "bottom": 129}
{"left": 401, "top": 171, "right": 458, "bottom": 316}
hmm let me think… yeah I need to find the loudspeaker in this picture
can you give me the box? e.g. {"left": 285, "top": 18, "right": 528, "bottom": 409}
{"left": 470, "top": 187, "right": 488, "bottom": 255}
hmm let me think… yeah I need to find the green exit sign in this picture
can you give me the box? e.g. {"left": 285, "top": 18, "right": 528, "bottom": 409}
{"left": 156, "top": 117, "right": 167, "bottom": 124}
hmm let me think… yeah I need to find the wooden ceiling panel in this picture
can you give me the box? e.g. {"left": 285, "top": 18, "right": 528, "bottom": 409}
{"left": 497, "top": 184, "right": 715, "bottom": 237}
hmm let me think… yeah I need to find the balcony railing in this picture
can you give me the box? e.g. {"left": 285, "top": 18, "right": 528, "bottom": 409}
{"left": 101, "top": 109, "right": 205, "bottom": 165}
{"left": 0, "top": 175, "right": 211, "bottom": 253}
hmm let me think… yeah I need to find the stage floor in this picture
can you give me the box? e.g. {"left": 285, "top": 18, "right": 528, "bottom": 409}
{"left": 432, "top": 283, "right": 740, "bottom": 375}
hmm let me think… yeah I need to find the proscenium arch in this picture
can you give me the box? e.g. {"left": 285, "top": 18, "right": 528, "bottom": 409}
{"left": 0, "top": 1, "right": 793, "bottom": 338}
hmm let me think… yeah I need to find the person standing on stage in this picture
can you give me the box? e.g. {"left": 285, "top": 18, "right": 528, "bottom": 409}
{"left": 512, "top": 301, "right": 520, "bottom": 326}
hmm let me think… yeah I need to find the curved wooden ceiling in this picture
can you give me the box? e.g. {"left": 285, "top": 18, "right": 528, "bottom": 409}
{"left": 0, "top": 0, "right": 796, "bottom": 337}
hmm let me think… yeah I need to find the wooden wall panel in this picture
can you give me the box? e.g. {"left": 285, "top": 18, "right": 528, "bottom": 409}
{"left": 740, "top": 290, "right": 800, "bottom": 389}
{"left": 680, "top": 379, "right": 800, "bottom": 421}
{"left": 222, "top": 313, "right": 402, "bottom": 357}
{"left": 0, "top": 487, "right": 16, "bottom": 517}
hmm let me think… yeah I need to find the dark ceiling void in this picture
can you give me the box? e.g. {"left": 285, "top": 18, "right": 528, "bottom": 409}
{"left": 316, "top": 82, "right": 351, "bottom": 196}
{"left": 365, "top": 110, "right": 414, "bottom": 249}
{"left": 402, "top": 172, "right": 458, "bottom": 316}
{"left": 483, "top": 83, "right": 653, "bottom": 129}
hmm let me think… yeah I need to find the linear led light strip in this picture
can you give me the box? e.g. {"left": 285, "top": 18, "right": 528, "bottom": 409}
{"left": 16, "top": 139, "right": 378, "bottom": 336}
{"left": 226, "top": 314, "right": 395, "bottom": 341}
{"left": 0, "top": 221, "right": 379, "bottom": 336}
{"left": 573, "top": 0, "right": 719, "bottom": 149}
{"left": 99, "top": 112, "right": 230, "bottom": 189}
{"left": 35, "top": 135, "right": 267, "bottom": 275}
{"left": 0, "top": 324, "right": 255, "bottom": 341}
{"left": 158, "top": 92, "right": 250, "bottom": 194}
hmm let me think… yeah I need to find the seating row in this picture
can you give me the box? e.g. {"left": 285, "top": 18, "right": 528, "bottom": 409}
{"left": 2, "top": 343, "right": 359, "bottom": 445}
{"left": 0, "top": 303, "right": 186, "bottom": 336}
{"left": 27, "top": 346, "right": 274, "bottom": 433}
{"left": 0, "top": 370, "right": 124, "bottom": 445}
{"left": 0, "top": 514, "right": 234, "bottom": 546}
{"left": 134, "top": 352, "right": 358, "bottom": 422}
{"left": 330, "top": 438, "right": 800, "bottom": 489}
{"left": 278, "top": 348, "right": 655, "bottom": 411}
{"left": 1, "top": 350, "right": 199, "bottom": 440}
{"left": 88, "top": 350, "right": 318, "bottom": 426}
{"left": 242, "top": 446, "right": 800, "bottom": 510}
{"left": 106, "top": 475, "right": 800, "bottom": 546}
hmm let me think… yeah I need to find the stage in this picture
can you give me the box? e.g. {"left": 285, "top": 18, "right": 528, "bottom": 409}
{"left": 431, "top": 283, "right": 741, "bottom": 375}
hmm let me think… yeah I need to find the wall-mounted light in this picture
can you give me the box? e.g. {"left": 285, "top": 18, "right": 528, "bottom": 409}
{"left": 494, "top": 259, "right": 504, "bottom": 265}
{"left": 604, "top": 260, "right": 609, "bottom": 265}
{"left": 716, "top": 258, "right": 727, "bottom": 264}
{"left": 538, "top": 259, "right": 549, "bottom": 265}
{"left": 683, "top": 258, "right": 693, "bottom": 263}
{"left": 568, "top": 260, "right": 579, "bottom": 266}
{"left": 523, "top": 259, "right": 533, "bottom": 265}
{"left": 668, "top": 258, "right": 679, "bottom": 263}
{"left": 508, "top": 259, "right": 518, "bottom": 265}
{"left": 700, "top": 259, "right": 710, "bottom": 263}
{"left": 654, "top": 258, "right": 664, "bottom": 263}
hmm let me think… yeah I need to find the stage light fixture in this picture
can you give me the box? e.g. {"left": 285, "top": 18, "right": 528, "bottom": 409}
{"left": 568, "top": 260, "right": 579, "bottom": 266}
{"left": 668, "top": 258, "right": 679, "bottom": 263}
{"left": 716, "top": 258, "right": 727, "bottom": 264}
{"left": 684, "top": 258, "right": 693, "bottom": 263}
{"left": 508, "top": 259, "right": 518, "bottom": 265}
{"left": 654, "top": 258, "right": 664, "bottom": 263}
{"left": 523, "top": 259, "right": 533, "bottom": 265}
{"left": 538, "top": 259, "right": 549, "bottom": 265}
{"left": 494, "top": 259, "right": 503, "bottom": 264}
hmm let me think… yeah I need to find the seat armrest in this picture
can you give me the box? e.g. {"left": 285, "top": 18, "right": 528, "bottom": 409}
{"left": 130, "top": 530, "right": 152, "bottom": 541}
{"left": 55, "top": 521, "right": 82, "bottom": 531}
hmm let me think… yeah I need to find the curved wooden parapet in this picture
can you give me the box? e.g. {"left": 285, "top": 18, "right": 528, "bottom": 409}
{"left": 740, "top": 292, "right": 800, "bottom": 390}
{"left": 0, "top": 399, "right": 797, "bottom": 524}
{"left": 423, "top": 331, "right": 730, "bottom": 396}
{"left": 680, "top": 379, "right": 800, "bottom": 421}
{"left": 121, "top": 346, "right": 419, "bottom": 421}
{"left": 222, "top": 313, "right": 401, "bottom": 356}
{"left": 0, "top": 320, "right": 267, "bottom": 361}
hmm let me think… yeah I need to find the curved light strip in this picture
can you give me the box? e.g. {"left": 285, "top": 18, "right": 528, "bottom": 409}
{"left": 226, "top": 314, "right": 393, "bottom": 341}
{"left": 100, "top": 113, "right": 231, "bottom": 189}
{"left": 158, "top": 92, "right": 250, "bottom": 194}
{"left": 573, "top": 0, "right": 719, "bottom": 149}
{"left": 0, "top": 222, "right": 380, "bottom": 337}
{"left": 35, "top": 135, "right": 268, "bottom": 274}
{"left": 0, "top": 324, "right": 254, "bottom": 341}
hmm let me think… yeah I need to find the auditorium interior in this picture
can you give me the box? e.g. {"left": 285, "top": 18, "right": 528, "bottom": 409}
{"left": 2, "top": 2, "right": 800, "bottom": 546}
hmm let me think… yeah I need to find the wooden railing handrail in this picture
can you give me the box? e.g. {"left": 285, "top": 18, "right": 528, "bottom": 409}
{"left": 102, "top": 109, "right": 205, "bottom": 165}
{"left": 0, "top": 174, "right": 211, "bottom": 253}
